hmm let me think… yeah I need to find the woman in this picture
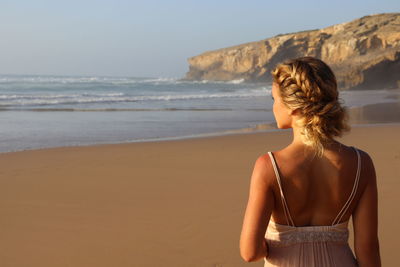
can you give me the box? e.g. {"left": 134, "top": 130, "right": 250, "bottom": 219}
{"left": 239, "top": 57, "right": 381, "bottom": 266}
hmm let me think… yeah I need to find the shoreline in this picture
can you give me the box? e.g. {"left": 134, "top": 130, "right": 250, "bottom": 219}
{"left": 2, "top": 121, "right": 400, "bottom": 156}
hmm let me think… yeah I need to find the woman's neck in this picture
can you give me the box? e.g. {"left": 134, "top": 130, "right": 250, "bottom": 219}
{"left": 290, "top": 126, "right": 305, "bottom": 146}
{"left": 289, "top": 125, "right": 342, "bottom": 153}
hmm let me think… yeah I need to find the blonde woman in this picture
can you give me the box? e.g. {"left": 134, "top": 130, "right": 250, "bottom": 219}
{"left": 240, "top": 57, "right": 380, "bottom": 266}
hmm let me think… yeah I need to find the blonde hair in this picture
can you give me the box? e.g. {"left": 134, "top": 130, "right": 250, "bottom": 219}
{"left": 271, "top": 57, "right": 350, "bottom": 156}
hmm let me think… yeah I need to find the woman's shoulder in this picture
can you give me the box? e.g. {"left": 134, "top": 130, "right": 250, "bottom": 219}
{"left": 253, "top": 152, "right": 275, "bottom": 175}
{"left": 346, "top": 146, "right": 375, "bottom": 177}
{"left": 354, "top": 147, "right": 374, "bottom": 166}
{"left": 250, "top": 152, "right": 281, "bottom": 187}
{"left": 353, "top": 147, "right": 377, "bottom": 186}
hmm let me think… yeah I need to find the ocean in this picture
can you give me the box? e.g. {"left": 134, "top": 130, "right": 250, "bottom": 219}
{"left": 0, "top": 74, "right": 398, "bottom": 153}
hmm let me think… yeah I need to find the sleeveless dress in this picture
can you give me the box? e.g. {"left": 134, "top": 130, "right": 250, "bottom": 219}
{"left": 264, "top": 147, "right": 361, "bottom": 267}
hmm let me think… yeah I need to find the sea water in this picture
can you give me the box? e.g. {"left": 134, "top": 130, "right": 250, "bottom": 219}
{"left": 0, "top": 75, "right": 397, "bottom": 153}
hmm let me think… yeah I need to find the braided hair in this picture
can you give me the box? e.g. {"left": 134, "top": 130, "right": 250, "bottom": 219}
{"left": 271, "top": 57, "right": 350, "bottom": 156}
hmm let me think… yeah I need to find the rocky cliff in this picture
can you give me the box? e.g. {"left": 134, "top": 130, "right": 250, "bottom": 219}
{"left": 184, "top": 13, "right": 400, "bottom": 90}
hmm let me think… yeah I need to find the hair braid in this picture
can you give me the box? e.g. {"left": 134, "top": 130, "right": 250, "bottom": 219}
{"left": 272, "top": 57, "right": 350, "bottom": 156}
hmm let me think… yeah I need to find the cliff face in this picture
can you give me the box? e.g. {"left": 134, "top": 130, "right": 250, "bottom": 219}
{"left": 184, "top": 13, "right": 400, "bottom": 90}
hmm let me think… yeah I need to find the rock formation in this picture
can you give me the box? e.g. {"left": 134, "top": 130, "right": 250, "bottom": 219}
{"left": 184, "top": 13, "right": 400, "bottom": 90}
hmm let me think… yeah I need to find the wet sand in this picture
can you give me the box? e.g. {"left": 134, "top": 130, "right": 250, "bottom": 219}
{"left": 348, "top": 101, "right": 400, "bottom": 124}
{"left": 0, "top": 104, "right": 399, "bottom": 266}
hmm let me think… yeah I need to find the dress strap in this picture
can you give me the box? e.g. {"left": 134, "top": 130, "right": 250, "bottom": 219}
{"left": 268, "top": 152, "right": 295, "bottom": 227}
{"left": 331, "top": 147, "right": 361, "bottom": 226}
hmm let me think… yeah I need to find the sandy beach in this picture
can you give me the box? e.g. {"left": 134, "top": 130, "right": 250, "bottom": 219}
{"left": 0, "top": 121, "right": 399, "bottom": 267}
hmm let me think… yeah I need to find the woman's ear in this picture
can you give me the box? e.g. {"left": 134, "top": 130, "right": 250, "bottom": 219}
{"left": 289, "top": 108, "right": 301, "bottom": 116}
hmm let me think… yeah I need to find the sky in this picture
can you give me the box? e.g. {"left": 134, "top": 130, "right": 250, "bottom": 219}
{"left": 0, "top": 0, "right": 399, "bottom": 78}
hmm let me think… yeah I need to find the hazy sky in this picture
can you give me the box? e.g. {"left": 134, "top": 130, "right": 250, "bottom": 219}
{"left": 0, "top": 0, "right": 399, "bottom": 78}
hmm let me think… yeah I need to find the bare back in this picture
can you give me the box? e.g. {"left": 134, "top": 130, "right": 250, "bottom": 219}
{"left": 268, "top": 143, "right": 368, "bottom": 227}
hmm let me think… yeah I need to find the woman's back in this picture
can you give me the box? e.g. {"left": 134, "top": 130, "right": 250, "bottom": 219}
{"left": 264, "top": 144, "right": 363, "bottom": 267}
{"left": 268, "top": 142, "right": 366, "bottom": 227}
